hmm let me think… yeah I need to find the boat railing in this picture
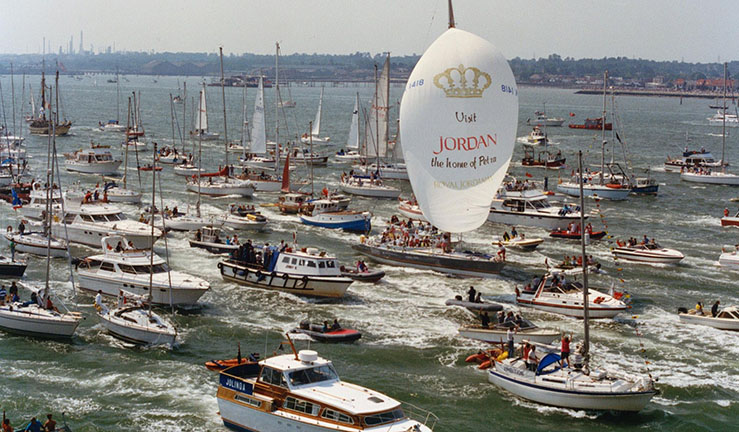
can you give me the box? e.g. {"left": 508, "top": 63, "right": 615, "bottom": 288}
{"left": 399, "top": 400, "right": 439, "bottom": 430}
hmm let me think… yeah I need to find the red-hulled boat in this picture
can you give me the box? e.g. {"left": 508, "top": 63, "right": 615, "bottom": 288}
{"left": 549, "top": 229, "right": 606, "bottom": 240}
{"left": 568, "top": 117, "right": 612, "bottom": 130}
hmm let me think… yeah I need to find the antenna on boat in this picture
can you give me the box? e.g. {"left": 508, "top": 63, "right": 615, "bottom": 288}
{"left": 284, "top": 332, "right": 299, "bottom": 360}
{"left": 448, "top": 0, "right": 456, "bottom": 28}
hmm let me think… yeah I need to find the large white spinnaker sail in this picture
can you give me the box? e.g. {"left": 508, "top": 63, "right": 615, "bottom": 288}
{"left": 400, "top": 28, "right": 518, "bottom": 233}
{"left": 250, "top": 77, "right": 267, "bottom": 155}
{"left": 347, "top": 93, "right": 360, "bottom": 150}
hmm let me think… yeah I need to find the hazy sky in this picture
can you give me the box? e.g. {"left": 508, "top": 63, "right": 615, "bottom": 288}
{"left": 1, "top": 0, "right": 737, "bottom": 62}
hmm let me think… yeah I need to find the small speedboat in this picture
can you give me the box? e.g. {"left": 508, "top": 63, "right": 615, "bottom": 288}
{"left": 498, "top": 236, "right": 543, "bottom": 251}
{"left": 549, "top": 229, "right": 606, "bottom": 240}
{"left": 138, "top": 164, "right": 163, "bottom": 172}
{"left": 719, "top": 244, "right": 739, "bottom": 269}
{"left": 340, "top": 267, "right": 385, "bottom": 283}
{"left": 678, "top": 305, "right": 739, "bottom": 331}
{"left": 612, "top": 242, "right": 684, "bottom": 264}
{"left": 189, "top": 226, "right": 239, "bottom": 254}
{"left": 205, "top": 345, "right": 260, "bottom": 371}
{"left": 445, "top": 297, "right": 504, "bottom": 313}
{"left": 290, "top": 320, "right": 362, "bottom": 343}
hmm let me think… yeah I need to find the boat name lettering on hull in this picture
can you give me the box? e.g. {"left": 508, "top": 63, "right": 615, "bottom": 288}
{"left": 434, "top": 134, "right": 497, "bottom": 155}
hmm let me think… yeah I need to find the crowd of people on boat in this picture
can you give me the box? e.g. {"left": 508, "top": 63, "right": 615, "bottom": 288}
{"left": 81, "top": 187, "right": 108, "bottom": 204}
{"left": 562, "top": 221, "right": 593, "bottom": 235}
{"left": 0, "top": 282, "right": 58, "bottom": 313}
{"left": 2, "top": 413, "right": 60, "bottom": 432}
{"left": 373, "top": 217, "right": 451, "bottom": 251}
{"left": 616, "top": 235, "right": 658, "bottom": 248}
{"left": 228, "top": 239, "right": 290, "bottom": 268}
{"left": 554, "top": 254, "right": 597, "bottom": 268}
{"left": 340, "top": 169, "right": 385, "bottom": 186}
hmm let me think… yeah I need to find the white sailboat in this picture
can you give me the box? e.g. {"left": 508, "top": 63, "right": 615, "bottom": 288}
{"left": 107, "top": 96, "right": 143, "bottom": 204}
{"left": 557, "top": 71, "right": 630, "bottom": 200}
{"left": 300, "top": 86, "right": 330, "bottom": 143}
{"left": 189, "top": 82, "right": 220, "bottom": 141}
{"left": 334, "top": 92, "right": 363, "bottom": 162}
{"left": 489, "top": 153, "right": 656, "bottom": 412}
{"left": 99, "top": 70, "right": 126, "bottom": 132}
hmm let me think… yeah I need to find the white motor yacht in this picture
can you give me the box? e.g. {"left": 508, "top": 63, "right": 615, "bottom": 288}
{"left": 664, "top": 149, "right": 723, "bottom": 173}
{"left": 515, "top": 273, "right": 628, "bottom": 319}
{"left": 64, "top": 144, "right": 122, "bottom": 175}
{"left": 680, "top": 169, "right": 739, "bottom": 186}
{"left": 77, "top": 236, "right": 209, "bottom": 306}
{"left": 219, "top": 204, "right": 268, "bottom": 231}
{"left": 488, "top": 181, "right": 585, "bottom": 230}
{"left": 612, "top": 242, "right": 684, "bottom": 264}
{"left": 51, "top": 195, "right": 162, "bottom": 249}
{"left": 217, "top": 346, "right": 436, "bottom": 432}
{"left": 19, "top": 182, "right": 62, "bottom": 221}
{"left": 219, "top": 246, "right": 353, "bottom": 298}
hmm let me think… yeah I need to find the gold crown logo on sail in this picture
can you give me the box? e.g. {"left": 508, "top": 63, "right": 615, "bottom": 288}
{"left": 433, "top": 64, "right": 491, "bottom": 98}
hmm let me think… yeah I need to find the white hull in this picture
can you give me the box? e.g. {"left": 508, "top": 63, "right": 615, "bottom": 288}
{"left": 99, "top": 309, "right": 176, "bottom": 345}
{"left": 78, "top": 273, "right": 208, "bottom": 306}
{"left": 0, "top": 305, "right": 80, "bottom": 338}
{"left": 186, "top": 180, "right": 256, "bottom": 197}
{"left": 557, "top": 183, "right": 630, "bottom": 200}
{"left": 123, "top": 141, "right": 148, "bottom": 152}
{"left": 300, "top": 135, "right": 330, "bottom": 144}
{"left": 679, "top": 313, "right": 739, "bottom": 331}
{"left": 719, "top": 252, "right": 739, "bottom": 268}
{"left": 488, "top": 209, "right": 583, "bottom": 231}
{"left": 340, "top": 182, "right": 401, "bottom": 199}
{"left": 488, "top": 367, "right": 654, "bottom": 412}
{"left": 517, "top": 299, "right": 625, "bottom": 319}
{"left": 219, "top": 214, "right": 268, "bottom": 231}
{"left": 173, "top": 165, "right": 200, "bottom": 176}
{"left": 65, "top": 160, "right": 122, "bottom": 175}
{"left": 51, "top": 223, "right": 158, "bottom": 249}
{"left": 612, "top": 248, "right": 684, "bottom": 264}
{"left": 680, "top": 172, "right": 739, "bottom": 185}
{"left": 5, "top": 233, "right": 68, "bottom": 258}
{"left": 398, "top": 205, "right": 428, "bottom": 222}
{"left": 106, "top": 187, "right": 142, "bottom": 203}
{"left": 458, "top": 327, "right": 559, "bottom": 344}
{"left": 156, "top": 215, "right": 217, "bottom": 232}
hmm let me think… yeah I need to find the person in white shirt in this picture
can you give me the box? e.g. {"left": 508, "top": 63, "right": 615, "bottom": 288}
{"left": 94, "top": 290, "right": 108, "bottom": 314}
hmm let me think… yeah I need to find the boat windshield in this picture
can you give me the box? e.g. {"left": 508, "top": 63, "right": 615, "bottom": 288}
{"left": 363, "top": 408, "right": 405, "bottom": 426}
{"left": 131, "top": 263, "right": 170, "bottom": 274}
{"left": 286, "top": 365, "right": 339, "bottom": 387}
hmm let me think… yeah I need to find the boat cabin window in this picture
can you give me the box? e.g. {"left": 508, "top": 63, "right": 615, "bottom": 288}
{"left": 64, "top": 214, "right": 76, "bottom": 224}
{"left": 259, "top": 366, "right": 287, "bottom": 388}
{"left": 325, "top": 261, "right": 336, "bottom": 269}
{"left": 322, "top": 409, "right": 354, "bottom": 424}
{"left": 117, "top": 264, "right": 136, "bottom": 274}
{"left": 93, "top": 215, "right": 108, "bottom": 222}
{"left": 282, "top": 257, "right": 290, "bottom": 263}
{"left": 81, "top": 215, "right": 95, "bottom": 222}
{"left": 363, "top": 408, "right": 405, "bottom": 426}
{"left": 291, "top": 258, "right": 298, "bottom": 265}
{"left": 284, "top": 397, "right": 320, "bottom": 416}
{"left": 81, "top": 259, "right": 102, "bottom": 270}
{"left": 100, "top": 262, "right": 116, "bottom": 272}
{"left": 306, "top": 261, "right": 316, "bottom": 268}
{"left": 318, "top": 261, "right": 326, "bottom": 269}
{"left": 132, "top": 264, "right": 169, "bottom": 274}
{"left": 286, "top": 365, "right": 339, "bottom": 387}
{"left": 108, "top": 213, "right": 124, "bottom": 221}
{"left": 299, "top": 259, "right": 305, "bottom": 266}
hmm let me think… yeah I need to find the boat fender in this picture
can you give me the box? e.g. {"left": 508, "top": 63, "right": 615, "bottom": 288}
{"left": 302, "top": 275, "right": 309, "bottom": 286}
{"left": 593, "top": 296, "right": 604, "bottom": 304}
{"left": 217, "top": 262, "right": 223, "bottom": 270}
{"left": 465, "top": 353, "right": 486, "bottom": 364}
{"left": 282, "top": 272, "right": 289, "bottom": 280}
{"left": 606, "top": 183, "right": 622, "bottom": 189}
{"left": 478, "top": 360, "right": 492, "bottom": 370}
{"left": 496, "top": 351, "right": 508, "bottom": 361}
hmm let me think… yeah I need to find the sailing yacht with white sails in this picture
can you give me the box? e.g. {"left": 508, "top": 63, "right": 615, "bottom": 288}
{"left": 300, "top": 86, "right": 330, "bottom": 143}
{"left": 334, "top": 92, "right": 363, "bottom": 162}
{"left": 189, "top": 82, "right": 220, "bottom": 141}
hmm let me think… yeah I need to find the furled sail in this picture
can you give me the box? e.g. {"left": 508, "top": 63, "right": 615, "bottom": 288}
{"left": 399, "top": 28, "right": 518, "bottom": 232}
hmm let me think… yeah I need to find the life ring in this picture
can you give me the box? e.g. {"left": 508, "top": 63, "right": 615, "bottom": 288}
{"left": 605, "top": 183, "right": 622, "bottom": 189}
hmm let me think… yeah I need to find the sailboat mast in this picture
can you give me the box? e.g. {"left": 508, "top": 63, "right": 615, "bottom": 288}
{"left": 123, "top": 97, "right": 131, "bottom": 189}
{"left": 148, "top": 142, "right": 157, "bottom": 315}
{"left": 600, "top": 70, "right": 607, "bottom": 185}
{"left": 182, "top": 82, "right": 187, "bottom": 149}
{"left": 169, "top": 94, "right": 177, "bottom": 152}
{"left": 722, "top": 62, "right": 727, "bottom": 167}
{"left": 219, "top": 47, "right": 229, "bottom": 170}
{"left": 40, "top": 71, "right": 46, "bottom": 121}
{"left": 309, "top": 122, "right": 314, "bottom": 197}
{"left": 275, "top": 42, "right": 281, "bottom": 173}
{"left": 448, "top": 0, "right": 456, "bottom": 28}
{"left": 578, "top": 151, "right": 591, "bottom": 366}
{"left": 116, "top": 68, "right": 120, "bottom": 123}
{"left": 374, "top": 64, "right": 380, "bottom": 169}
{"left": 241, "top": 84, "right": 248, "bottom": 162}
{"left": 196, "top": 91, "right": 203, "bottom": 217}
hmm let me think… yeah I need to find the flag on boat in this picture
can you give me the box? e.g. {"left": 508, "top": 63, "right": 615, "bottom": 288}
{"left": 569, "top": 112, "right": 576, "bottom": 117}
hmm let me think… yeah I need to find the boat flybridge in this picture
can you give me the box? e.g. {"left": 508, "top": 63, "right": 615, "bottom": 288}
{"left": 77, "top": 236, "right": 210, "bottom": 306}
{"left": 51, "top": 194, "right": 162, "bottom": 249}
{"left": 217, "top": 341, "right": 437, "bottom": 432}
{"left": 488, "top": 181, "right": 585, "bottom": 230}
{"left": 19, "top": 182, "right": 63, "bottom": 221}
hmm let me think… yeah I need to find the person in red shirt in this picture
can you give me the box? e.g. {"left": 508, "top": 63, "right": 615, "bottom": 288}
{"left": 561, "top": 335, "right": 571, "bottom": 368}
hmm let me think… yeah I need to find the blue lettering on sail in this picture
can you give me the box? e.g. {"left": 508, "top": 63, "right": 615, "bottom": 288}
{"left": 220, "top": 375, "right": 254, "bottom": 395}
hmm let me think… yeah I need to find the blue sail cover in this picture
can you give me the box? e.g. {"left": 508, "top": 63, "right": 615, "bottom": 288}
{"left": 536, "top": 352, "right": 562, "bottom": 375}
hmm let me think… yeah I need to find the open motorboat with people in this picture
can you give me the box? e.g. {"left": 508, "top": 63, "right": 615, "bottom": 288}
{"left": 521, "top": 145, "right": 565, "bottom": 169}
{"left": 64, "top": 143, "right": 122, "bottom": 175}
{"left": 549, "top": 222, "right": 606, "bottom": 241}
{"left": 339, "top": 261, "right": 385, "bottom": 283}
{"left": 77, "top": 236, "right": 210, "bottom": 306}
{"left": 50, "top": 194, "right": 162, "bottom": 249}
{"left": 517, "top": 126, "right": 549, "bottom": 146}
{"left": 95, "top": 290, "right": 177, "bottom": 345}
{"left": 612, "top": 239, "right": 684, "bottom": 264}
{"left": 515, "top": 273, "right": 628, "bottom": 319}
{"left": 186, "top": 167, "right": 257, "bottom": 197}
{"left": 721, "top": 208, "right": 739, "bottom": 227}
{"left": 488, "top": 179, "right": 585, "bottom": 230}
{"left": 353, "top": 233, "right": 505, "bottom": 278}
{"left": 678, "top": 303, "right": 739, "bottom": 331}
{"left": 219, "top": 244, "right": 354, "bottom": 298}
{"left": 445, "top": 294, "right": 504, "bottom": 313}
{"left": 458, "top": 315, "right": 560, "bottom": 345}
{"left": 568, "top": 116, "right": 611, "bottom": 130}
{"left": 219, "top": 203, "right": 268, "bottom": 231}
{"left": 189, "top": 226, "right": 239, "bottom": 254}
{"left": 99, "top": 120, "right": 126, "bottom": 132}
{"left": 718, "top": 244, "right": 739, "bottom": 269}
{"left": 289, "top": 320, "right": 362, "bottom": 343}
{"left": 216, "top": 341, "right": 437, "bottom": 432}
{"left": 173, "top": 160, "right": 200, "bottom": 176}
{"left": 497, "top": 235, "right": 543, "bottom": 252}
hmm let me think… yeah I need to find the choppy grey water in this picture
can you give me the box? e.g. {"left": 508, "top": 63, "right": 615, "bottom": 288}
{"left": 0, "top": 74, "right": 737, "bottom": 431}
